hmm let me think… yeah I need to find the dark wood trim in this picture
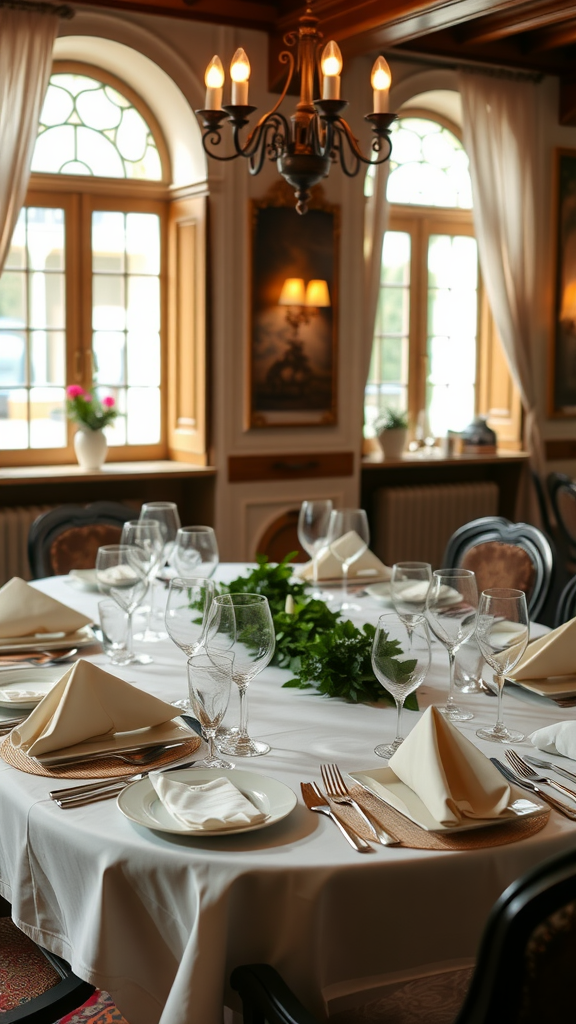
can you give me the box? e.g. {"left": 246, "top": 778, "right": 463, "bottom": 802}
{"left": 228, "top": 451, "right": 354, "bottom": 482}
{"left": 546, "top": 439, "right": 576, "bottom": 460}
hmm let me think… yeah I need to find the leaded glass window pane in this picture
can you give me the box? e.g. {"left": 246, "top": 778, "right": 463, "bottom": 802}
{"left": 386, "top": 118, "right": 472, "bottom": 209}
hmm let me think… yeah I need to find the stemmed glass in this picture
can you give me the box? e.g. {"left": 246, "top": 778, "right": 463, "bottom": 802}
{"left": 390, "top": 562, "right": 432, "bottom": 632}
{"left": 121, "top": 520, "right": 164, "bottom": 641}
{"left": 95, "top": 544, "right": 152, "bottom": 665}
{"left": 426, "top": 568, "right": 478, "bottom": 721}
{"left": 165, "top": 577, "right": 215, "bottom": 711}
{"left": 297, "top": 500, "right": 333, "bottom": 592}
{"left": 139, "top": 502, "right": 182, "bottom": 638}
{"left": 187, "top": 651, "right": 235, "bottom": 769}
{"left": 475, "top": 588, "right": 529, "bottom": 744}
{"left": 204, "top": 593, "right": 275, "bottom": 757}
{"left": 173, "top": 526, "right": 219, "bottom": 579}
{"left": 372, "top": 613, "right": 431, "bottom": 758}
{"left": 326, "top": 508, "right": 370, "bottom": 612}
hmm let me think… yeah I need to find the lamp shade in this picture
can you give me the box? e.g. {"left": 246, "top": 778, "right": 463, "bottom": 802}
{"left": 279, "top": 278, "right": 306, "bottom": 306}
{"left": 561, "top": 281, "right": 576, "bottom": 321}
{"left": 305, "top": 279, "right": 330, "bottom": 307}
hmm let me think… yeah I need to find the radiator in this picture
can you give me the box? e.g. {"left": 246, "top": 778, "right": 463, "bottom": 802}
{"left": 373, "top": 482, "right": 499, "bottom": 568}
{"left": 0, "top": 506, "right": 52, "bottom": 585}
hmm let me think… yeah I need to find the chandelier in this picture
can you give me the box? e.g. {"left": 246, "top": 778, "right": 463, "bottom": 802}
{"left": 195, "top": 3, "right": 395, "bottom": 214}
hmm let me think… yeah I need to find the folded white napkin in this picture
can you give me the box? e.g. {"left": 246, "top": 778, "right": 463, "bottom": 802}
{"left": 11, "top": 659, "right": 178, "bottom": 757}
{"left": 513, "top": 618, "right": 576, "bottom": 680}
{"left": 530, "top": 721, "right": 576, "bottom": 761}
{"left": 0, "top": 578, "right": 92, "bottom": 639}
{"left": 296, "top": 531, "right": 392, "bottom": 581}
{"left": 150, "top": 774, "right": 269, "bottom": 830}
{"left": 389, "top": 705, "right": 511, "bottom": 826}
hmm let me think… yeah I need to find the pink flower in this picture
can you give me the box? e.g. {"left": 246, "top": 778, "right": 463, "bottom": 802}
{"left": 66, "top": 384, "right": 85, "bottom": 399}
{"left": 102, "top": 396, "right": 115, "bottom": 408}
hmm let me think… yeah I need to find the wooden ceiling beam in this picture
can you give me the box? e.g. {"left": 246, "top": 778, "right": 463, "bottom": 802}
{"left": 525, "top": 18, "right": 576, "bottom": 51}
{"left": 69, "top": 0, "right": 280, "bottom": 30}
{"left": 456, "top": 2, "right": 576, "bottom": 44}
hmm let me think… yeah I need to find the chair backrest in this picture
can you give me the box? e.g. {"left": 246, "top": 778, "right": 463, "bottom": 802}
{"left": 548, "top": 472, "right": 576, "bottom": 549}
{"left": 443, "top": 516, "right": 554, "bottom": 621}
{"left": 454, "top": 847, "right": 576, "bottom": 1024}
{"left": 555, "top": 572, "right": 576, "bottom": 626}
{"left": 28, "top": 502, "right": 137, "bottom": 579}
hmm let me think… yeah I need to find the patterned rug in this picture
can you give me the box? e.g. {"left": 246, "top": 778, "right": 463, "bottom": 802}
{"left": 58, "top": 989, "right": 130, "bottom": 1024}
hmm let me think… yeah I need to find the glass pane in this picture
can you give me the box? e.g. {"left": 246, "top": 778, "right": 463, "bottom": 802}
{"left": 31, "top": 125, "right": 76, "bottom": 173}
{"left": 100, "top": 386, "right": 126, "bottom": 446}
{"left": 40, "top": 83, "right": 74, "bottom": 127}
{"left": 126, "top": 214, "right": 160, "bottom": 275}
{"left": 93, "top": 276, "right": 126, "bottom": 330}
{"left": 77, "top": 126, "right": 125, "bottom": 178}
{"left": 31, "top": 331, "right": 65, "bottom": 385}
{"left": 0, "top": 389, "right": 28, "bottom": 448}
{"left": 76, "top": 88, "right": 122, "bottom": 131}
{"left": 381, "top": 231, "right": 410, "bottom": 285}
{"left": 126, "top": 386, "right": 160, "bottom": 444}
{"left": 5, "top": 211, "right": 26, "bottom": 270}
{"left": 116, "top": 108, "right": 148, "bottom": 162}
{"left": 92, "top": 212, "right": 125, "bottom": 274}
{"left": 127, "top": 332, "right": 160, "bottom": 386}
{"left": 0, "top": 332, "right": 26, "bottom": 385}
{"left": 127, "top": 277, "right": 160, "bottom": 331}
{"left": 93, "top": 331, "right": 125, "bottom": 385}
{"left": 387, "top": 118, "right": 472, "bottom": 209}
{"left": 29, "top": 272, "right": 65, "bottom": 329}
{"left": 27, "top": 208, "right": 65, "bottom": 271}
{"left": 0, "top": 272, "right": 26, "bottom": 323}
{"left": 29, "top": 387, "right": 66, "bottom": 448}
{"left": 365, "top": 230, "right": 411, "bottom": 435}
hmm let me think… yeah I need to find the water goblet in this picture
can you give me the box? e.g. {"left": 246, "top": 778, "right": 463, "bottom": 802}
{"left": 454, "top": 637, "right": 486, "bottom": 694}
{"left": 372, "top": 613, "right": 431, "bottom": 758}
{"left": 205, "top": 593, "right": 275, "bottom": 757}
{"left": 121, "top": 519, "right": 165, "bottom": 642}
{"left": 426, "top": 568, "right": 478, "bottom": 721}
{"left": 173, "top": 526, "right": 219, "bottom": 579}
{"left": 390, "top": 561, "right": 432, "bottom": 631}
{"left": 95, "top": 544, "right": 152, "bottom": 665}
{"left": 475, "top": 588, "right": 529, "bottom": 744}
{"left": 139, "top": 501, "right": 181, "bottom": 634}
{"left": 165, "top": 577, "right": 215, "bottom": 711}
{"left": 297, "top": 500, "right": 333, "bottom": 595}
{"left": 186, "top": 651, "right": 235, "bottom": 769}
{"left": 326, "top": 508, "right": 370, "bottom": 612}
{"left": 98, "top": 599, "right": 130, "bottom": 666}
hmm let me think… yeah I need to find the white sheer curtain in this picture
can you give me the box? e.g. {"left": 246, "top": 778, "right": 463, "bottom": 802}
{"left": 458, "top": 70, "right": 544, "bottom": 480}
{"left": 363, "top": 165, "right": 389, "bottom": 394}
{"left": 0, "top": 7, "right": 59, "bottom": 272}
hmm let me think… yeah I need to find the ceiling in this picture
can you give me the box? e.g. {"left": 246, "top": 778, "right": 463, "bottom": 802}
{"left": 72, "top": 0, "right": 576, "bottom": 123}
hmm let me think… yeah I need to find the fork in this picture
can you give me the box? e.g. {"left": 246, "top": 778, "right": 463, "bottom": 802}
{"left": 320, "top": 764, "right": 399, "bottom": 846}
{"left": 491, "top": 758, "right": 576, "bottom": 820}
{"left": 300, "top": 782, "right": 372, "bottom": 852}
{"left": 37, "top": 741, "right": 189, "bottom": 768}
{"left": 505, "top": 749, "right": 576, "bottom": 804}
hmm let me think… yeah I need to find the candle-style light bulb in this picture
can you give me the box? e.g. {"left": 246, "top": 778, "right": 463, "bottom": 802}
{"left": 371, "top": 56, "right": 391, "bottom": 113}
{"left": 230, "top": 48, "right": 251, "bottom": 105}
{"left": 204, "top": 56, "right": 224, "bottom": 110}
{"left": 321, "top": 40, "right": 343, "bottom": 100}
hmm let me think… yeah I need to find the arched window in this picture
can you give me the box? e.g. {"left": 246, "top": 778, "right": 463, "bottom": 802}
{"left": 0, "top": 64, "right": 170, "bottom": 463}
{"left": 365, "top": 112, "right": 520, "bottom": 446}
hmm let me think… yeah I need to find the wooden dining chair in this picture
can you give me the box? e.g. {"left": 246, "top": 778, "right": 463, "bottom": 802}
{"left": 554, "top": 572, "right": 576, "bottom": 626}
{"left": 442, "top": 516, "right": 555, "bottom": 623}
{"left": 230, "top": 846, "right": 576, "bottom": 1024}
{"left": 27, "top": 502, "right": 137, "bottom": 579}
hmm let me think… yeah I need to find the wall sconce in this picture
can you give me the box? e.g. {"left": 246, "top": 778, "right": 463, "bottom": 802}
{"left": 561, "top": 280, "right": 576, "bottom": 332}
{"left": 278, "top": 277, "right": 330, "bottom": 335}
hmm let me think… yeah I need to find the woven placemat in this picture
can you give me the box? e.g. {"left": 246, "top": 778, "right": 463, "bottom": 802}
{"left": 0, "top": 735, "right": 201, "bottom": 779}
{"left": 331, "top": 785, "right": 550, "bottom": 850}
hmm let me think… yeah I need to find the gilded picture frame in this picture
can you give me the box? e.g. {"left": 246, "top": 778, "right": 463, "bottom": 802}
{"left": 550, "top": 148, "right": 576, "bottom": 416}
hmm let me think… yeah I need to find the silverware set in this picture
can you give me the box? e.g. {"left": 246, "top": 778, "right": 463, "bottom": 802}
{"left": 0, "top": 715, "right": 28, "bottom": 736}
{"left": 50, "top": 757, "right": 200, "bottom": 808}
{"left": 491, "top": 750, "right": 576, "bottom": 820}
{"left": 301, "top": 763, "right": 399, "bottom": 851}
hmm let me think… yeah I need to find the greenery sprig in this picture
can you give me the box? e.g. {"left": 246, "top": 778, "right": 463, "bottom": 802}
{"left": 215, "top": 554, "right": 418, "bottom": 709}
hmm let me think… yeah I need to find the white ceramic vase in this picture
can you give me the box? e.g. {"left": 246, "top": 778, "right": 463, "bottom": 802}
{"left": 377, "top": 427, "right": 407, "bottom": 460}
{"left": 74, "top": 428, "right": 108, "bottom": 471}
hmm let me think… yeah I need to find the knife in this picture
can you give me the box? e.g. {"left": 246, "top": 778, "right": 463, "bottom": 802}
{"left": 490, "top": 758, "right": 576, "bottom": 820}
{"left": 301, "top": 782, "right": 373, "bottom": 852}
{"left": 524, "top": 754, "right": 576, "bottom": 786}
{"left": 50, "top": 757, "right": 201, "bottom": 805}
{"left": 35, "top": 738, "right": 190, "bottom": 767}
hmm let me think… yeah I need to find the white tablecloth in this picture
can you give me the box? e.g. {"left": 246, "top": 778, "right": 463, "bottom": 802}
{"left": 1, "top": 568, "right": 575, "bottom": 1024}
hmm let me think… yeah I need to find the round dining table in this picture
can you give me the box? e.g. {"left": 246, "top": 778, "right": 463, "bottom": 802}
{"left": 0, "top": 567, "right": 575, "bottom": 1024}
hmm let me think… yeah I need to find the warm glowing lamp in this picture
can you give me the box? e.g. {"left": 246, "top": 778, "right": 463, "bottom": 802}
{"left": 230, "top": 48, "right": 251, "bottom": 105}
{"left": 561, "top": 281, "right": 576, "bottom": 324}
{"left": 371, "top": 56, "right": 391, "bottom": 114}
{"left": 321, "top": 41, "right": 343, "bottom": 100}
{"left": 204, "top": 56, "right": 224, "bottom": 110}
{"left": 305, "top": 279, "right": 330, "bottom": 307}
{"left": 279, "top": 278, "right": 306, "bottom": 306}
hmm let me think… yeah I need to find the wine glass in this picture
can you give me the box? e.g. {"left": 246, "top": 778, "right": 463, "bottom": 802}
{"left": 165, "top": 577, "right": 215, "bottom": 711}
{"left": 475, "top": 588, "right": 529, "bottom": 744}
{"left": 372, "top": 613, "right": 431, "bottom": 758}
{"left": 426, "top": 568, "right": 478, "bottom": 721}
{"left": 326, "top": 508, "right": 370, "bottom": 612}
{"left": 173, "top": 526, "right": 219, "bottom": 579}
{"left": 121, "top": 520, "right": 164, "bottom": 642}
{"left": 390, "top": 562, "right": 432, "bottom": 631}
{"left": 204, "top": 593, "right": 275, "bottom": 757}
{"left": 187, "top": 651, "right": 235, "bottom": 769}
{"left": 139, "top": 502, "right": 181, "bottom": 636}
{"left": 297, "top": 500, "right": 333, "bottom": 589}
{"left": 95, "top": 544, "right": 152, "bottom": 665}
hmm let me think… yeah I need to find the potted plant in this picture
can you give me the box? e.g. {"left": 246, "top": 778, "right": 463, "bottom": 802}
{"left": 374, "top": 408, "right": 409, "bottom": 460}
{"left": 66, "top": 385, "right": 119, "bottom": 470}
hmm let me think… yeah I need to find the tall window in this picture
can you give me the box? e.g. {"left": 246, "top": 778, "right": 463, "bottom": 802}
{"left": 365, "top": 115, "right": 519, "bottom": 442}
{"left": 0, "top": 65, "right": 168, "bottom": 464}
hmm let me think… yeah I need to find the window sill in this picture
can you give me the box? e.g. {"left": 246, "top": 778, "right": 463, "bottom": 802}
{"left": 0, "top": 460, "right": 217, "bottom": 486}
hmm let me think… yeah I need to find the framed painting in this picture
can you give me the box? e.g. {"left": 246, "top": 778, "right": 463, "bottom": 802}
{"left": 550, "top": 148, "right": 576, "bottom": 416}
{"left": 248, "top": 182, "right": 339, "bottom": 428}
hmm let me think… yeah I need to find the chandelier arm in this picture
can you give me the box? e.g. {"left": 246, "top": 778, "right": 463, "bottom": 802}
{"left": 200, "top": 131, "right": 243, "bottom": 163}
{"left": 331, "top": 124, "right": 361, "bottom": 177}
{"left": 334, "top": 116, "right": 393, "bottom": 166}
{"left": 235, "top": 112, "right": 290, "bottom": 165}
{"left": 240, "top": 50, "right": 295, "bottom": 151}
{"left": 247, "top": 118, "right": 289, "bottom": 175}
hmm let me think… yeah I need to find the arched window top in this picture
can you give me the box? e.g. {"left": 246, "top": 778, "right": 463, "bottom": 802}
{"left": 31, "top": 68, "right": 164, "bottom": 180}
{"left": 366, "top": 115, "right": 472, "bottom": 209}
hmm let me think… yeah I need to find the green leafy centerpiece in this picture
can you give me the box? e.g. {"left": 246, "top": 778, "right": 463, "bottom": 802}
{"left": 215, "top": 554, "right": 418, "bottom": 708}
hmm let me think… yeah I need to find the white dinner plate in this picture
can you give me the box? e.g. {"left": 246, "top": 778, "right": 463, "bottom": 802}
{"left": 117, "top": 768, "right": 297, "bottom": 837}
{"left": 0, "top": 625, "right": 97, "bottom": 655}
{"left": 65, "top": 569, "right": 99, "bottom": 592}
{"left": 0, "top": 667, "right": 66, "bottom": 709}
{"left": 364, "top": 582, "right": 391, "bottom": 601}
{"left": 349, "top": 766, "right": 547, "bottom": 833}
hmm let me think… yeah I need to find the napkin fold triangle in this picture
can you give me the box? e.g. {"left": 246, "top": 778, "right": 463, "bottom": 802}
{"left": 512, "top": 617, "right": 576, "bottom": 680}
{"left": 530, "top": 721, "right": 576, "bottom": 761}
{"left": 0, "top": 577, "right": 92, "bottom": 639}
{"left": 389, "top": 706, "right": 511, "bottom": 826}
{"left": 296, "top": 531, "right": 392, "bottom": 581}
{"left": 11, "top": 659, "right": 178, "bottom": 757}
